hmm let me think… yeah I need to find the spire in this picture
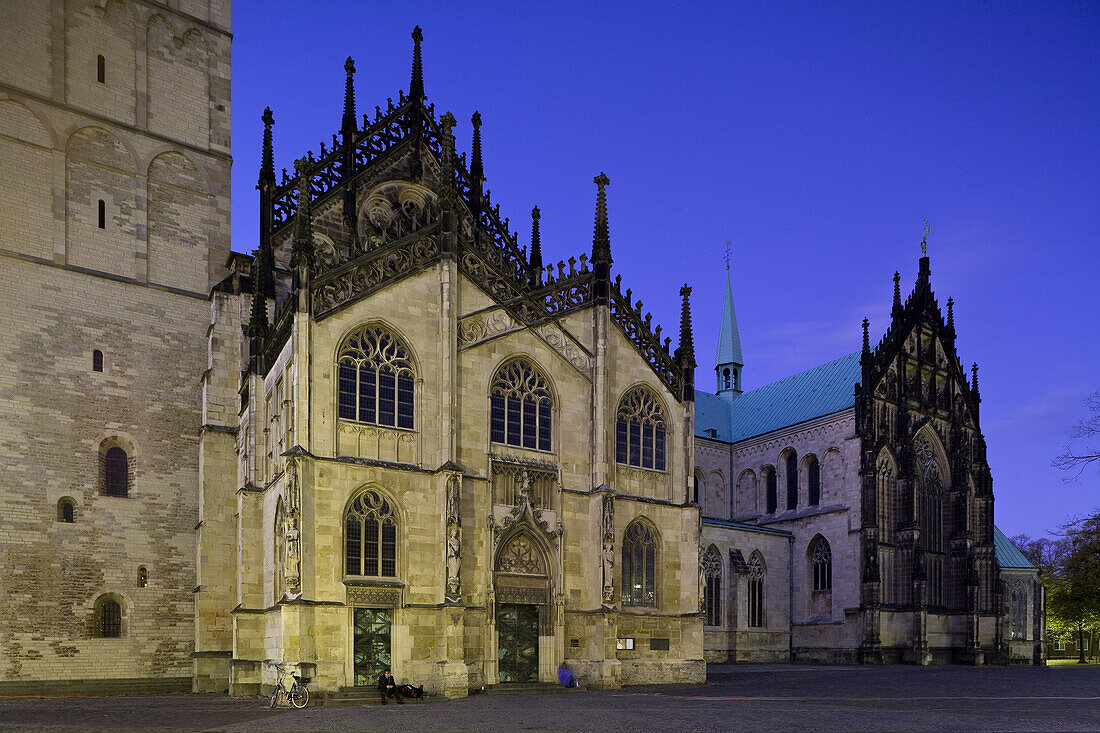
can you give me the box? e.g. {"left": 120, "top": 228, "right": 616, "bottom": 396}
{"left": 410, "top": 25, "right": 424, "bottom": 101}
{"left": 592, "top": 172, "right": 611, "bottom": 265}
{"left": 715, "top": 268, "right": 744, "bottom": 395}
{"left": 291, "top": 157, "right": 314, "bottom": 269}
{"left": 862, "top": 317, "right": 870, "bottom": 357}
{"left": 528, "top": 206, "right": 542, "bottom": 287}
{"left": 891, "top": 271, "right": 902, "bottom": 318}
{"left": 677, "top": 284, "right": 696, "bottom": 401}
{"left": 470, "top": 110, "right": 483, "bottom": 182}
{"left": 259, "top": 107, "right": 275, "bottom": 187}
{"left": 341, "top": 57, "right": 357, "bottom": 135}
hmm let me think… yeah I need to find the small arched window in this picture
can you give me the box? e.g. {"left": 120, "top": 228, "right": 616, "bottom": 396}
{"left": 811, "top": 536, "right": 832, "bottom": 592}
{"left": 785, "top": 451, "right": 798, "bottom": 510}
{"left": 97, "top": 598, "right": 121, "bottom": 638}
{"left": 98, "top": 199, "right": 106, "bottom": 229}
{"left": 621, "top": 521, "right": 657, "bottom": 607}
{"left": 57, "top": 498, "right": 76, "bottom": 523}
{"left": 92, "top": 349, "right": 103, "bottom": 372}
{"left": 104, "top": 446, "right": 128, "bottom": 497}
{"left": 807, "top": 456, "right": 820, "bottom": 506}
{"left": 345, "top": 489, "right": 398, "bottom": 578}
{"left": 763, "top": 467, "right": 777, "bottom": 514}
{"left": 722, "top": 368, "right": 730, "bottom": 389}
{"left": 137, "top": 566, "right": 148, "bottom": 588}
{"left": 337, "top": 325, "right": 415, "bottom": 430}
{"left": 702, "top": 546, "right": 722, "bottom": 626}
{"left": 615, "top": 388, "right": 666, "bottom": 470}
{"left": 489, "top": 360, "right": 552, "bottom": 451}
{"left": 97, "top": 54, "right": 105, "bottom": 83}
{"left": 747, "top": 552, "right": 765, "bottom": 628}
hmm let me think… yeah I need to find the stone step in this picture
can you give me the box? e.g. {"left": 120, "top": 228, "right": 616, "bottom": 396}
{"left": 311, "top": 688, "right": 432, "bottom": 707}
{"left": 475, "top": 682, "right": 579, "bottom": 695}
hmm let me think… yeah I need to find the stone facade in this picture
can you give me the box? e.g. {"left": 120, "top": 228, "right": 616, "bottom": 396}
{"left": 0, "top": 0, "right": 230, "bottom": 690}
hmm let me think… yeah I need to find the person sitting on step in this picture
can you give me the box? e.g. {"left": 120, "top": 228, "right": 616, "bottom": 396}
{"left": 377, "top": 669, "right": 404, "bottom": 704}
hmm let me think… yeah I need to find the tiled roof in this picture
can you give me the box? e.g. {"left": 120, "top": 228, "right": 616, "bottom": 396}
{"left": 695, "top": 351, "right": 862, "bottom": 444}
{"left": 994, "top": 525, "right": 1037, "bottom": 569}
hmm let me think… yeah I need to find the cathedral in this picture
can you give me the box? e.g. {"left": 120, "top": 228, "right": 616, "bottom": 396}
{"left": 0, "top": 1, "right": 1040, "bottom": 700}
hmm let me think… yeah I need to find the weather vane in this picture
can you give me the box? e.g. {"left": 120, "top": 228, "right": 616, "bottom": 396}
{"left": 921, "top": 219, "right": 930, "bottom": 256}
{"left": 723, "top": 240, "right": 732, "bottom": 271}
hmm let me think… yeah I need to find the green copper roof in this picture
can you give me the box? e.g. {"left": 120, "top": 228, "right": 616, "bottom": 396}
{"left": 695, "top": 351, "right": 862, "bottom": 443}
{"left": 715, "top": 273, "right": 743, "bottom": 368}
{"left": 994, "top": 526, "right": 1037, "bottom": 569}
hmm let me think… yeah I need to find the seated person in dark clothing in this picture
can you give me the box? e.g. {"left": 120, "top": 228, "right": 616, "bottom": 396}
{"left": 398, "top": 683, "right": 425, "bottom": 700}
{"left": 377, "top": 669, "right": 403, "bottom": 704}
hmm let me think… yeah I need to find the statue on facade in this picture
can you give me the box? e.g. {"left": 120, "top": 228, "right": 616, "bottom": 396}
{"left": 284, "top": 507, "right": 301, "bottom": 596}
{"left": 602, "top": 540, "right": 615, "bottom": 604}
{"left": 446, "top": 524, "right": 461, "bottom": 597}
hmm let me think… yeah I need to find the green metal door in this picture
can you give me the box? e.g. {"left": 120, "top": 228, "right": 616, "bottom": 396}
{"left": 497, "top": 603, "right": 539, "bottom": 682}
{"left": 353, "top": 608, "right": 391, "bottom": 687}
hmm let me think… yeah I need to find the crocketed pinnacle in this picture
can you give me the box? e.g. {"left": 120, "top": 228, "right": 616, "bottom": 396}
{"left": 891, "top": 271, "right": 902, "bottom": 319}
{"left": 291, "top": 158, "right": 314, "bottom": 268}
{"left": 971, "top": 362, "right": 979, "bottom": 395}
{"left": 259, "top": 107, "right": 275, "bottom": 187}
{"left": 247, "top": 246, "right": 269, "bottom": 338}
{"left": 530, "top": 206, "right": 542, "bottom": 272}
{"left": 862, "top": 318, "right": 870, "bottom": 356}
{"left": 592, "top": 172, "right": 611, "bottom": 265}
{"left": 470, "top": 111, "right": 483, "bottom": 182}
{"left": 946, "top": 297, "right": 955, "bottom": 333}
{"left": 410, "top": 26, "right": 424, "bottom": 101}
{"left": 342, "top": 57, "right": 357, "bottom": 134}
{"left": 678, "top": 284, "right": 696, "bottom": 368}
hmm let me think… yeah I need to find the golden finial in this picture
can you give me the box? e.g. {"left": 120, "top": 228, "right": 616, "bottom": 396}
{"left": 921, "top": 219, "right": 930, "bottom": 256}
{"left": 723, "top": 240, "right": 732, "bottom": 271}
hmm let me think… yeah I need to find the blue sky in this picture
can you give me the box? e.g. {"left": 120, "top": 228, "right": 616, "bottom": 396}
{"left": 230, "top": 1, "right": 1100, "bottom": 538}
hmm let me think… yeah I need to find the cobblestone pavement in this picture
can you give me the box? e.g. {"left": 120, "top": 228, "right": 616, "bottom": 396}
{"left": 2, "top": 665, "right": 1098, "bottom": 733}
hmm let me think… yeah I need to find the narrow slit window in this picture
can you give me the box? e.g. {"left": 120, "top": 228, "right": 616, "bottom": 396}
{"left": 137, "top": 566, "right": 148, "bottom": 588}
{"left": 97, "top": 54, "right": 105, "bottom": 83}
{"left": 98, "top": 200, "right": 106, "bottom": 229}
{"left": 93, "top": 349, "right": 103, "bottom": 372}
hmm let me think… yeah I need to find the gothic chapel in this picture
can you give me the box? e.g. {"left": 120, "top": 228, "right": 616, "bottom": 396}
{"left": 195, "top": 30, "right": 705, "bottom": 696}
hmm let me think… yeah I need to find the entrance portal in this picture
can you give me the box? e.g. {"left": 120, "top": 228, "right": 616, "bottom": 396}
{"left": 497, "top": 603, "right": 539, "bottom": 682}
{"left": 353, "top": 608, "right": 391, "bottom": 686}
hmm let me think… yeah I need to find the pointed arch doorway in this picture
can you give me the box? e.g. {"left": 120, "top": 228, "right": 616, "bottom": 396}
{"left": 494, "top": 531, "right": 551, "bottom": 683}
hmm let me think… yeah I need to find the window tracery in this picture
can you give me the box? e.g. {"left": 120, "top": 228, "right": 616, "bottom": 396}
{"left": 747, "top": 552, "right": 765, "bottom": 628}
{"left": 615, "top": 389, "right": 666, "bottom": 470}
{"left": 811, "top": 537, "right": 832, "bottom": 592}
{"left": 337, "top": 325, "right": 415, "bottom": 430}
{"left": 490, "top": 360, "right": 552, "bottom": 452}
{"left": 345, "top": 489, "right": 398, "bottom": 577}
{"left": 621, "top": 521, "right": 657, "bottom": 607}
{"left": 497, "top": 534, "right": 546, "bottom": 575}
{"left": 702, "top": 546, "right": 722, "bottom": 626}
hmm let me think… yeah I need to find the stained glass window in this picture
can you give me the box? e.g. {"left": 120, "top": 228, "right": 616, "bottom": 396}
{"left": 615, "top": 389, "right": 666, "bottom": 471}
{"left": 489, "top": 361, "right": 553, "bottom": 452}
{"left": 345, "top": 489, "right": 398, "bottom": 577}
{"left": 621, "top": 522, "right": 657, "bottom": 607}
{"left": 337, "top": 326, "right": 415, "bottom": 430}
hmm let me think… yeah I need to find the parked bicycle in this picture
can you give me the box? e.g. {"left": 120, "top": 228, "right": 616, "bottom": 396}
{"left": 266, "top": 661, "right": 310, "bottom": 709}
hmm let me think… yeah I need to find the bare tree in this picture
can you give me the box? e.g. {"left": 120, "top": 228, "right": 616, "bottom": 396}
{"left": 1054, "top": 390, "right": 1100, "bottom": 479}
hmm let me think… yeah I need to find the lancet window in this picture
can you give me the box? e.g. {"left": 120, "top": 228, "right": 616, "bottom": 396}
{"left": 811, "top": 536, "right": 832, "bottom": 592}
{"left": 763, "top": 466, "right": 777, "bottom": 514}
{"left": 490, "top": 360, "right": 553, "bottom": 452}
{"left": 807, "top": 456, "right": 820, "bottom": 506}
{"left": 785, "top": 451, "right": 798, "bottom": 510}
{"left": 915, "top": 436, "right": 945, "bottom": 606}
{"left": 621, "top": 521, "right": 657, "bottom": 607}
{"left": 702, "top": 546, "right": 722, "bottom": 626}
{"left": 747, "top": 552, "right": 765, "bottom": 628}
{"left": 345, "top": 489, "right": 398, "bottom": 578}
{"left": 337, "top": 325, "right": 415, "bottom": 430}
{"left": 615, "top": 388, "right": 667, "bottom": 470}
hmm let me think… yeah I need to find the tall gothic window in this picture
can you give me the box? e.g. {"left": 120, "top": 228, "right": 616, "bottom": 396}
{"left": 702, "top": 546, "right": 722, "bottom": 626}
{"left": 811, "top": 536, "right": 832, "bottom": 592}
{"left": 763, "top": 466, "right": 777, "bottom": 514}
{"left": 785, "top": 451, "right": 798, "bottom": 510}
{"left": 1010, "top": 583, "right": 1027, "bottom": 639}
{"left": 807, "top": 456, "right": 820, "bottom": 506}
{"left": 915, "top": 436, "right": 945, "bottom": 606}
{"left": 345, "top": 489, "right": 398, "bottom": 578}
{"left": 747, "top": 552, "right": 765, "bottom": 628}
{"left": 489, "top": 360, "right": 553, "bottom": 451}
{"left": 621, "top": 521, "right": 657, "bottom": 607}
{"left": 337, "top": 325, "right": 415, "bottom": 430}
{"left": 615, "top": 388, "right": 667, "bottom": 470}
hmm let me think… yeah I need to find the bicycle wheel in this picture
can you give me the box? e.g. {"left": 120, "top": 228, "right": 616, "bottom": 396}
{"left": 290, "top": 684, "right": 309, "bottom": 709}
{"left": 269, "top": 686, "right": 280, "bottom": 709}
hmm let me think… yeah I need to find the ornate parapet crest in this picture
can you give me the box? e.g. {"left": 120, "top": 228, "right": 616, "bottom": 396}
{"left": 457, "top": 308, "right": 519, "bottom": 348}
{"left": 535, "top": 322, "right": 592, "bottom": 375}
{"left": 312, "top": 231, "right": 440, "bottom": 318}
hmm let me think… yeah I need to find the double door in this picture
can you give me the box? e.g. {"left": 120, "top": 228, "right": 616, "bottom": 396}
{"left": 497, "top": 603, "right": 539, "bottom": 682}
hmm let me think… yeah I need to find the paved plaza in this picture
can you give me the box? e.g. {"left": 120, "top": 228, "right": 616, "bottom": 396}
{"left": 1, "top": 665, "right": 1098, "bottom": 732}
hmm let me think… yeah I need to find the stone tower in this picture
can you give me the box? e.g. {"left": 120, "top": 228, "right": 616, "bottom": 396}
{"left": 0, "top": 0, "right": 230, "bottom": 691}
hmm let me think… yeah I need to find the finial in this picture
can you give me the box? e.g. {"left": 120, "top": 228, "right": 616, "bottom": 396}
{"left": 862, "top": 318, "right": 870, "bottom": 355}
{"left": 678, "top": 283, "right": 696, "bottom": 370}
{"left": 592, "top": 172, "right": 612, "bottom": 265}
{"left": 946, "top": 297, "right": 955, "bottom": 332}
{"left": 470, "top": 111, "right": 483, "bottom": 181}
{"left": 892, "top": 270, "right": 902, "bottom": 317}
{"left": 259, "top": 107, "right": 275, "bottom": 186}
{"left": 921, "top": 218, "right": 930, "bottom": 256}
{"left": 529, "top": 206, "right": 542, "bottom": 277}
{"left": 342, "top": 57, "right": 357, "bottom": 134}
{"left": 723, "top": 240, "right": 732, "bottom": 271}
{"left": 410, "top": 26, "right": 424, "bottom": 101}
